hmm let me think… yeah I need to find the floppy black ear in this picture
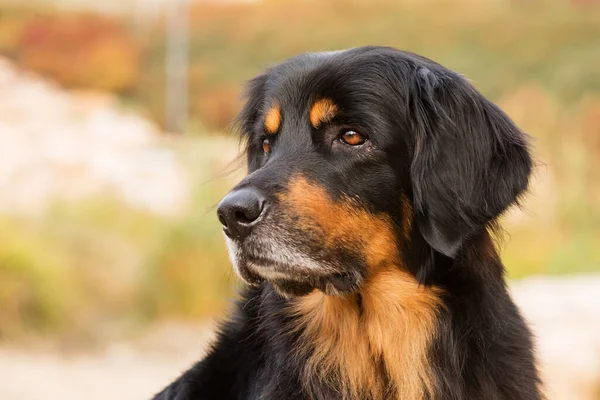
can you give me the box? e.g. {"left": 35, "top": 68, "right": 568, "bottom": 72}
{"left": 408, "top": 66, "right": 532, "bottom": 258}
{"left": 233, "top": 73, "right": 269, "bottom": 172}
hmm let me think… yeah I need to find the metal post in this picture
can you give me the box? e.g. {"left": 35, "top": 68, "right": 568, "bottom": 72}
{"left": 165, "top": 0, "right": 189, "bottom": 134}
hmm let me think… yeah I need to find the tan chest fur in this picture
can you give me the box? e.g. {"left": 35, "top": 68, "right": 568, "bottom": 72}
{"left": 291, "top": 268, "right": 443, "bottom": 400}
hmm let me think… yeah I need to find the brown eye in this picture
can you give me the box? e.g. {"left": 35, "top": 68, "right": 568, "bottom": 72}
{"left": 340, "top": 130, "right": 366, "bottom": 146}
{"left": 262, "top": 138, "right": 271, "bottom": 154}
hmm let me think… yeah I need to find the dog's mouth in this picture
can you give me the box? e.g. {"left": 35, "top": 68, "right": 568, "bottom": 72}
{"left": 225, "top": 235, "right": 362, "bottom": 297}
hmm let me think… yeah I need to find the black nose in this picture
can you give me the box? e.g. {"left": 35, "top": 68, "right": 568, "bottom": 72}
{"left": 217, "top": 188, "right": 266, "bottom": 239}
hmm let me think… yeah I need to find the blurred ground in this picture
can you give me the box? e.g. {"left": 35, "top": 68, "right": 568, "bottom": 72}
{"left": 0, "top": 276, "right": 599, "bottom": 400}
{"left": 0, "top": 323, "right": 215, "bottom": 400}
{"left": 512, "top": 275, "right": 600, "bottom": 400}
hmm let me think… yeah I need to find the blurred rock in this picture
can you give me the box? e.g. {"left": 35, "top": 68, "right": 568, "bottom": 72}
{"left": 0, "top": 57, "right": 189, "bottom": 216}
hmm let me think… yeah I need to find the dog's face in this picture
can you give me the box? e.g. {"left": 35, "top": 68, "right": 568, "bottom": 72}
{"left": 217, "top": 47, "right": 532, "bottom": 297}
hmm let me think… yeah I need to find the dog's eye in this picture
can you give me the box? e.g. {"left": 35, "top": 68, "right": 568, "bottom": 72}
{"left": 340, "top": 130, "right": 366, "bottom": 146}
{"left": 262, "top": 138, "right": 271, "bottom": 154}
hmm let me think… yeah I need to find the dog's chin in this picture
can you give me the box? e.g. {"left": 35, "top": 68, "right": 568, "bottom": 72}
{"left": 234, "top": 257, "right": 361, "bottom": 298}
{"left": 269, "top": 272, "right": 361, "bottom": 298}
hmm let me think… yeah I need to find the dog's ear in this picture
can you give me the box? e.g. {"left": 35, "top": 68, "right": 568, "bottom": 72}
{"left": 408, "top": 66, "right": 532, "bottom": 259}
{"left": 234, "top": 73, "right": 269, "bottom": 172}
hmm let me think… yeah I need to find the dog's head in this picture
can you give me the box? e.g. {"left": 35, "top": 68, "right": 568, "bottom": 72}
{"left": 217, "top": 46, "right": 532, "bottom": 297}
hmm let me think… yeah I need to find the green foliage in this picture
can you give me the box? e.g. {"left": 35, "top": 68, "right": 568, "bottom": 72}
{"left": 0, "top": 218, "right": 73, "bottom": 338}
{"left": 0, "top": 189, "right": 232, "bottom": 341}
{"left": 0, "top": 200, "right": 168, "bottom": 341}
{"left": 139, "top": 188, "right": 233, "bottom": 320}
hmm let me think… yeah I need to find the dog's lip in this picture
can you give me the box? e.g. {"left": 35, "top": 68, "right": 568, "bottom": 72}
{"left": 229, "top": 236, "right": 347, "bottom": 286}
{"left": 235, "top": 259, "right": 264, "bottom": 285}
{"left": 234, "top": 251, "right": 297, "bottom": 279}
{"left": 234, "top": 240, "right": 287, "bottom": 268}
{"left": 233, "top": 250, "right": 361, "bottom": 296}
{"left": 241, "top": 254, "right": 347, "bottom": 283}
{"left": 232, "top": 250, "right": 286, "bottom": 284}
{"left": 243, "top": 253, "right": 283, "bottom": 268}
{"left": 243, "top": 255, "right": 297, "bottom": 278}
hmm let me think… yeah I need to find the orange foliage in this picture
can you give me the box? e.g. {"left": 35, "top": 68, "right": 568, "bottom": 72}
{"left": 17, "top": 14, "right": 140, "bottom": 92}
{"left": 194, "top": 85, "right": 241, "bottom": 131}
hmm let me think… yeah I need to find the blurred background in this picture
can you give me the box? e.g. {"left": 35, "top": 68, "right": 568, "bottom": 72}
{"left": 0, "top": 0, "right": 598, "bottom": 399}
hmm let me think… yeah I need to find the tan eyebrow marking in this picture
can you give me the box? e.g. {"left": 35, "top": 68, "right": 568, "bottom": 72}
{"left": 309, "top": 98, "right": 339, "bottom": 128}
{"left": 264, "top": 104, "right": 281, "bottom": 135}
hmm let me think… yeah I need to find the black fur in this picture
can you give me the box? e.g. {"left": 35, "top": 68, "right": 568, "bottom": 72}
{"left": 153, "top": 46, "right": 542, "bottom": 400}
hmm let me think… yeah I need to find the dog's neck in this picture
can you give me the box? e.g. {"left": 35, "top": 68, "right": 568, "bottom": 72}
{"left": 290, "top": 267, "right": 443, "bottom": 400}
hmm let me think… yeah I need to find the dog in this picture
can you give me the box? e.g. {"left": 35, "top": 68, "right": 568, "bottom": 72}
{"left": 153, "top": 46, "right": 542, "bottom": 400}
